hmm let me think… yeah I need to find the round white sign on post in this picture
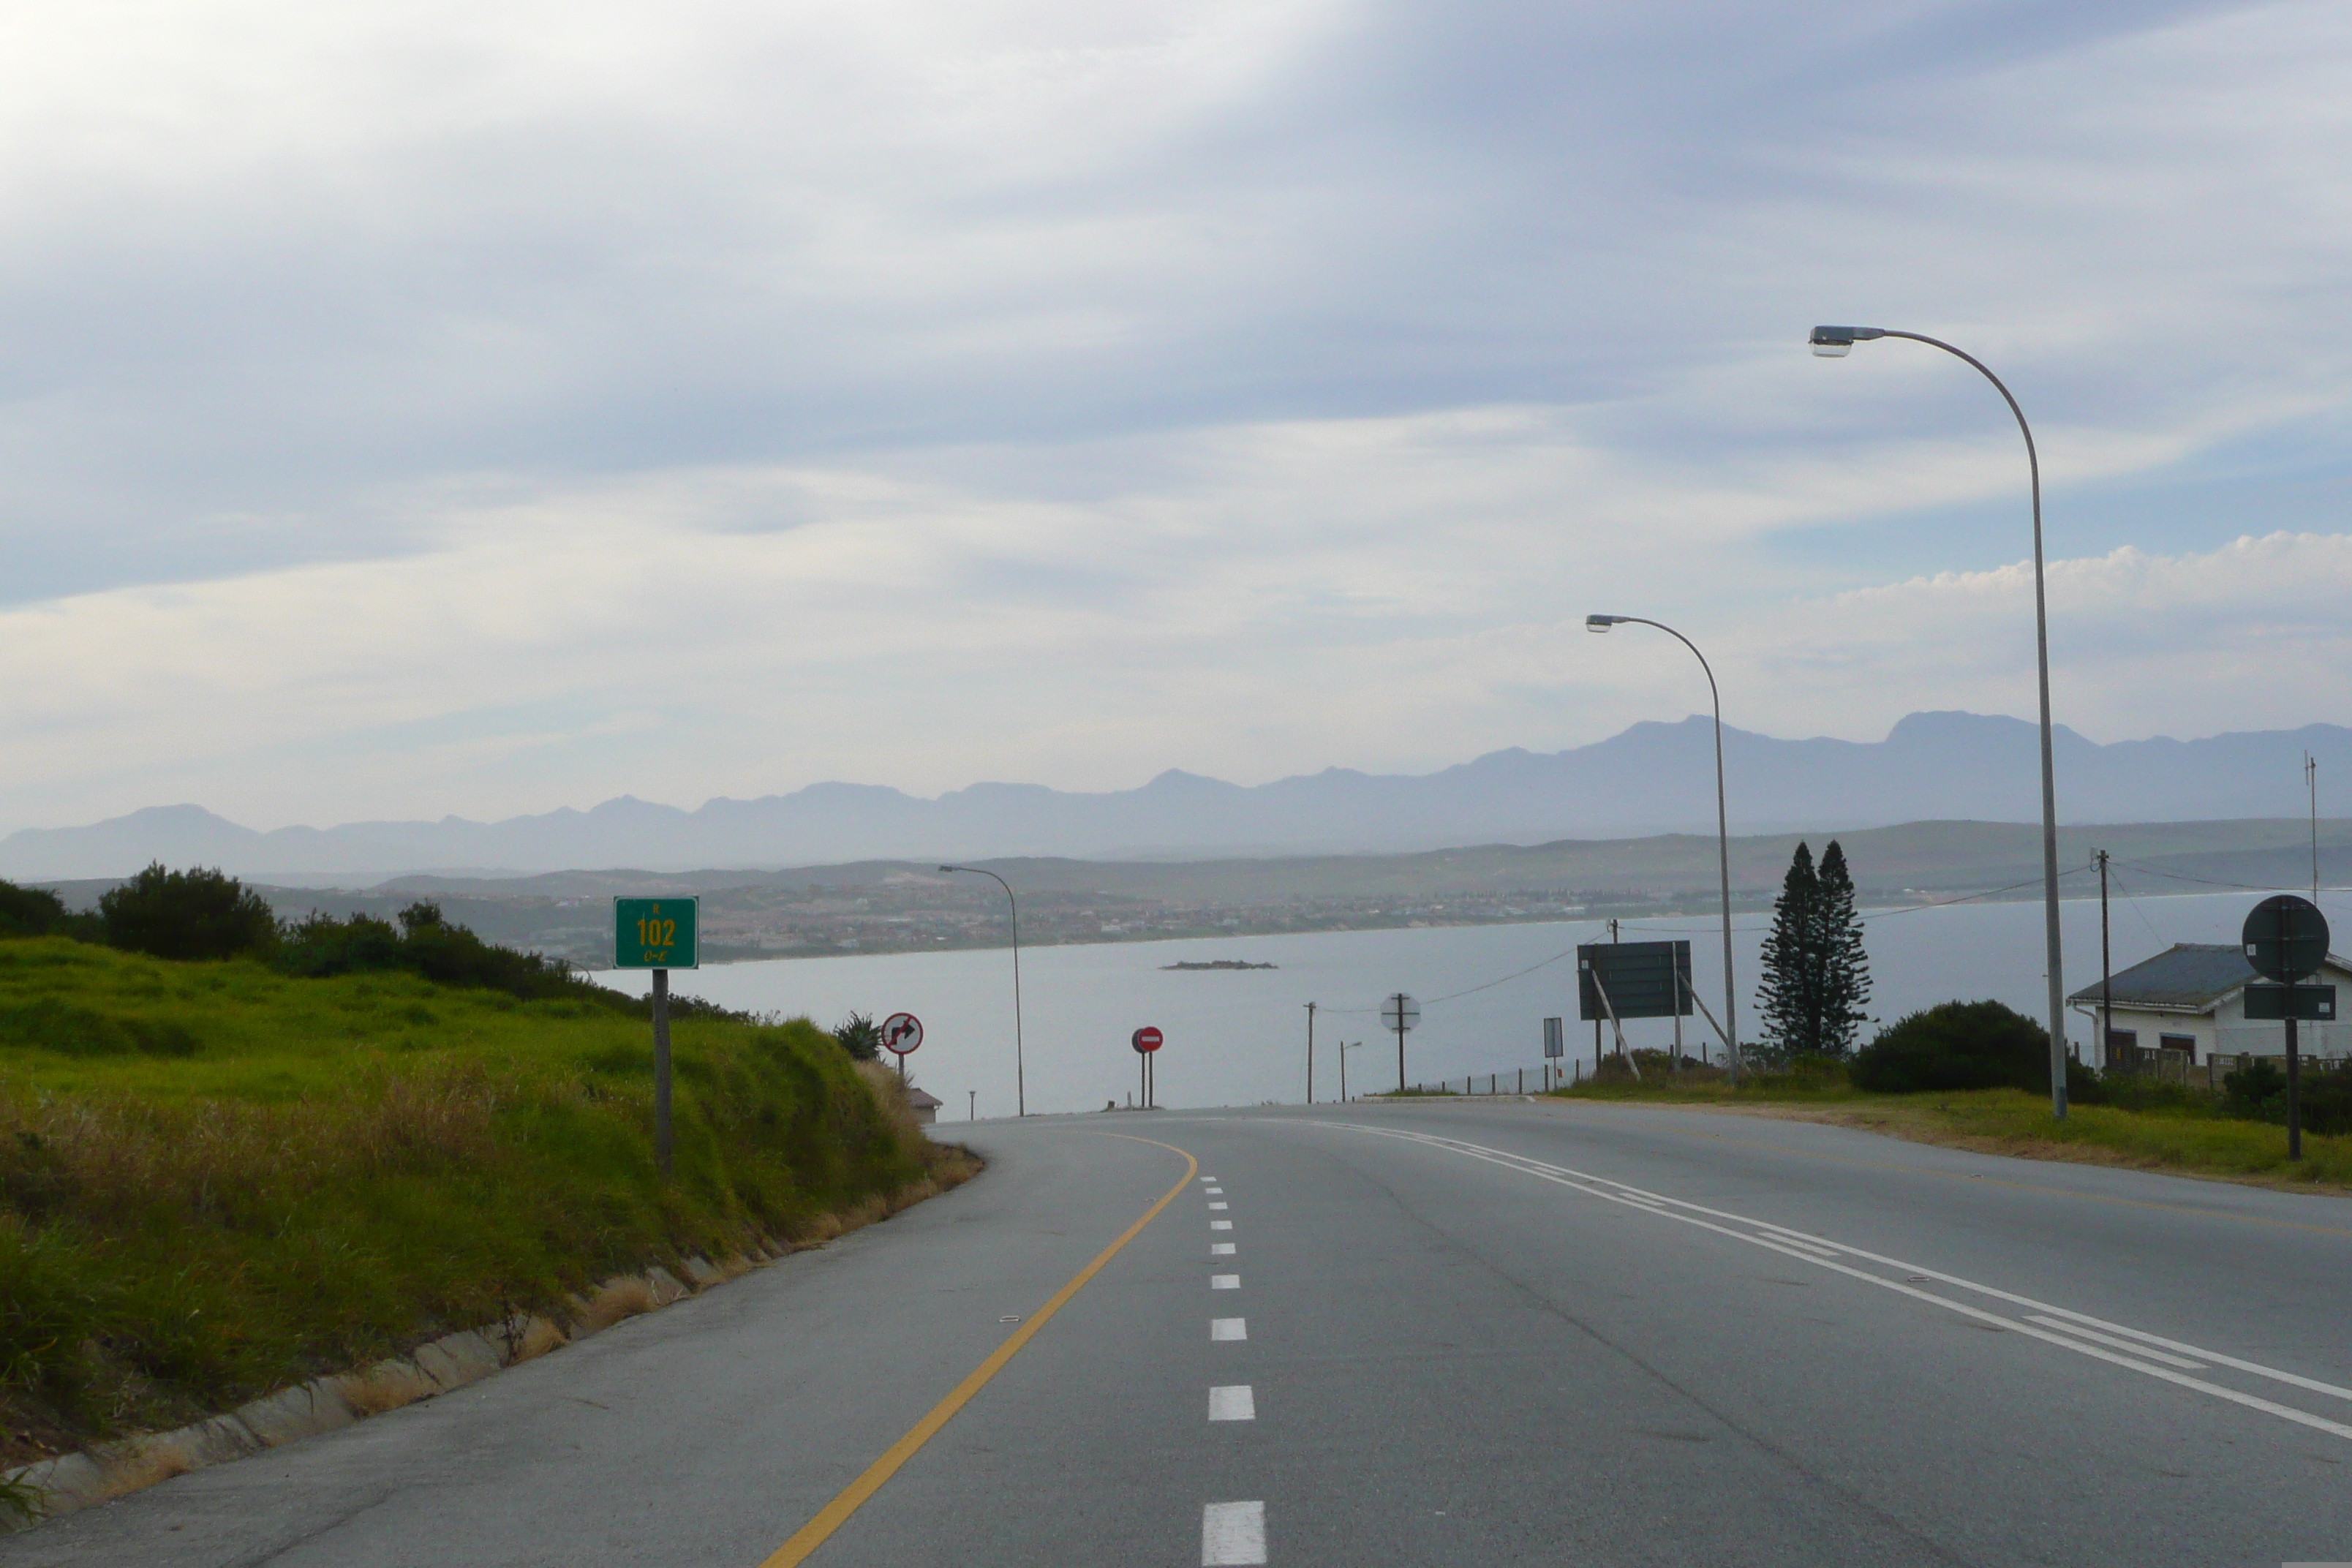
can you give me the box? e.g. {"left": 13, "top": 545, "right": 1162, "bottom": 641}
{"left": 1380, "top": 994, "right": 1420, "bottom": 1032}
{"left": 881, "top": 1012, "right": 924, "bottom": 1056}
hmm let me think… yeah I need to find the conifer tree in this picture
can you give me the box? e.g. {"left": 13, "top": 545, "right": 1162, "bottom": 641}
{"left": 1753, "top": 842, "right": 1820, "bottom": 1065}
{"left": 1814, "top": 840, "right": 1872, "bottom": 1057}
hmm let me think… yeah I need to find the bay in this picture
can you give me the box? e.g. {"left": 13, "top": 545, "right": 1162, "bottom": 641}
{"left": 594, "top": 888, "right": 2320, "bottom": 1117}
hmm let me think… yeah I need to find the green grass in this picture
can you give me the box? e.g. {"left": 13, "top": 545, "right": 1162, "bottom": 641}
{"left": 1548, "top": 1070, "right": 2352, "bottom": 1187}
{"left": 0, "top": 937, "right": 951, "bottom": 1472}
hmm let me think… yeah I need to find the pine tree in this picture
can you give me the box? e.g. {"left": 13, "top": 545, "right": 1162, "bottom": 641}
{"left": 1753, "top": 842, "right": 1820, "bottom": 1065}
{"left": 1814, "top": 840, "right": 1872, "bottom": 1057}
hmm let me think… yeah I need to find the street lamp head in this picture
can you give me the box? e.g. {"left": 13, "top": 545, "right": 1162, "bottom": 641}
{"left": 1585, "top": 614, "right": 1624, "bottom": 633}
{"left": 1809, "top": 325, "right": 1885, "bottom": 358}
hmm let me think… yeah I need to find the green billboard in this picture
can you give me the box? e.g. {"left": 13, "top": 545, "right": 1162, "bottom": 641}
{"left": 614, "top": 897, "right": 700, "bottom": 970}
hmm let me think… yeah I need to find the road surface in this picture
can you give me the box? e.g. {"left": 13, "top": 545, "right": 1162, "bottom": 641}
{"left": 13, "top": 1097, "right": 2352, "bottom": 1566}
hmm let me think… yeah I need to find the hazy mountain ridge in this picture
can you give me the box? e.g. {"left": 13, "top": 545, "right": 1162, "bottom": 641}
{"left": 4, "top": 711, "right": 2346, "bottom": 880}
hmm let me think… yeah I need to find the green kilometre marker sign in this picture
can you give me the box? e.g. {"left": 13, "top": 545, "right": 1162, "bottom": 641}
{"left": 614, "top": 898, "right": 698, "bottom": 1177}
{"left": 614, "top": 897, "right": 699, "bottom": 970}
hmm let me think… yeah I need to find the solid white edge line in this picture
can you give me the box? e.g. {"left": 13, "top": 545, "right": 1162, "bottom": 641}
{"left": 1202, "top": 1501, "right": 1267, "bottom": 1565}
{"left": 1306, "top": 1120, "right": 2352, "bottom": 1442}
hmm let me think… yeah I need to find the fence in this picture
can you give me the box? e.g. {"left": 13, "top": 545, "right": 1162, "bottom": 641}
{"left": 1394, "top": 1067, "right": 1567, "bottom": 1097}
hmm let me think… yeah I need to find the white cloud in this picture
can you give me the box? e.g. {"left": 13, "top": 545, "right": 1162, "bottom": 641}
{"left": 1, "top": 1, "right": 2349, "bottom": 833}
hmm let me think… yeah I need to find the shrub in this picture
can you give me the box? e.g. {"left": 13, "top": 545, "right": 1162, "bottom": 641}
{"left": 99, "top": 864, "right": 278, "bottom": 960}
{"left": 0, "top": 881, "right": 96, "bottom": 941}
{"left": 834, "top": 1011, "right": 883, "bottom": 1060}
{"left": 1852, "top": 1000, "right": 2097, "bottom": 1100}
{"left": 275, "top": 902, "right": 622, "bottom": 1008}
{"left": 2220, "top": 1057, "right": 2352, "bottom": 1135}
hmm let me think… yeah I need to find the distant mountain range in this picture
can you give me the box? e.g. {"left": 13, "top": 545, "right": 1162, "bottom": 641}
{"left": 3, "top": 711, "right": 2345, "bottom": 881}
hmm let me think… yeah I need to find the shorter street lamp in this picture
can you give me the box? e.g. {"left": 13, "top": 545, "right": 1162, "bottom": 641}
{"left": 1586, "top": 613, "right": 1740, "bottom": 1082}
{"left": 941, "top": 864, "right": 1025, "bottom": 1117}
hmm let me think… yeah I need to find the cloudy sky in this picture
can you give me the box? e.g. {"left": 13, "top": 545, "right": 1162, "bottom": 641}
{"left": 1, "top": 0, "right": 2346, "bottom": 832}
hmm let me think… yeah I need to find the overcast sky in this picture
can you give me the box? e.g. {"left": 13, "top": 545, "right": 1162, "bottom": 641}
{"left": 1, "top": 0, "right": 2346, "bottom": 832}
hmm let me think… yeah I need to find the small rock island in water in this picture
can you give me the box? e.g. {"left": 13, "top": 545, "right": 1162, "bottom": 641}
{"left": 1161, "top": 959, "right": 1278, "bottom": 971}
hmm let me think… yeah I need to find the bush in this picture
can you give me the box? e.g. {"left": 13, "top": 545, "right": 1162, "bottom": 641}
{"left": 275, "top": 902, "right": 621, "bottom": 1008}
{"left": 0, "top": 881, "right": 93, "bottom": 941}
{"left": 99, "top": 864, "right": 278, "bottom": 960}
{"left": 833, "top": 1011, "right": 882, "bottom": 1060}
{"left": 2221, "top": 1057, "right": 2352, "bottom": 1136}
{"left": 1852, "top": 1000, "right": 2097, "bottom": 1100}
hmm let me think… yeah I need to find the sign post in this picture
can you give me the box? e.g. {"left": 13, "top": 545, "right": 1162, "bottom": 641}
{"left": 613, "top": 898, "right": 700, "bottom": 1177}
{"left": 1381, "top": 993, "right": 1420, "bottom": 1092}
{"left": 881, "top": 1011, "right": 924, "bottom": 1082}
{"left": 1132, "top": 1026, "right": 1163, "bottom": 1108}
{"left": 2243, "top": 895, "right": 2332, "bottom": 1161}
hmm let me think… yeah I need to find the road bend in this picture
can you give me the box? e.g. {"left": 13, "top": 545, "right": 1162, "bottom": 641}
{"left": 13, "top": 1098, "right": 2352, "bottom": 1567}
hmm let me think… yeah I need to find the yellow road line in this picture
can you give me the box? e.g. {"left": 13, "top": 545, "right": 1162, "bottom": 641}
{"left": 757, "top": 1132, "right": 1199, "bottom": 1567}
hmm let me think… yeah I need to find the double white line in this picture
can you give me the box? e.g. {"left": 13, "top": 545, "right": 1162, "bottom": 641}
{"left": 1316, "top": 1121, "right": 2352, "bottom": 1443}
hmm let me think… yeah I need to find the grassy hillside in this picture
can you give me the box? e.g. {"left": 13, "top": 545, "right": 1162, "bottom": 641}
{"left": 1551, "top": 1071, "right": 2352, "bottom": 1188}
{"left": 0, "top": 937, "right": 956, "bottom": 1473}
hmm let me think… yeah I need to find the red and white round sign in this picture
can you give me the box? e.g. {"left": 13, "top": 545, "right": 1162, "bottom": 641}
{"left": 881, "top": 1012, "right": 924, "bottom": 1056}
{"left": 1131, "top": 1025, "right": 1164, "bottom": 1054}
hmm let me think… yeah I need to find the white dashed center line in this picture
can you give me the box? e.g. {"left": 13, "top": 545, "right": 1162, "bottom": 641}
{"left": 1211, "top": 1243, "right": 1236, "bottom": 1256}
{"left": 1210, "top": 1317, "right": 1248, "bottom": 1341}
{"left": 1202, "top": 1501, "right": 1267, "bottom": 1564}
{"left": 1210, "top": 1220, "right": 1232, "bottom": 1231}
{"left": 1205, "top": 1186, "right": 1224, "bottom": 1194}
{"left": 1208, "top": 1384, "right": 1256, "bottom": 1421}
{"left": 1208, "top": 1202, "right": 1229, "bottom": 1210}
{"left": 1211, "top": 1273, "right": 1240, "bottom": 1289}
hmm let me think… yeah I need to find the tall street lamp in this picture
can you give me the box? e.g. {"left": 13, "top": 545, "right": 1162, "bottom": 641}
{"left": 1809, "top": 325, "right": 2068, "bottom": 1119}
{"left": 1585, "top": 614, "right": 1739, "bottom": 1083}
{"left": 941, "top": 864, "right": 1026, "bottom": 1117}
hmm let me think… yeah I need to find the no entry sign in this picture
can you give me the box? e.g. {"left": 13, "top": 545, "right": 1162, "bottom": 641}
{"left": 881, "top": 1012, "right": 924, "bottom": 1057}
{"left": 1131, "top": 1026, "right": 1164, "bottom": 1054}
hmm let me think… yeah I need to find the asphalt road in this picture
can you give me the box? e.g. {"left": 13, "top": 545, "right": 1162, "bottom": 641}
{"left": 15, "top": 1097, "right": 2352, "bottom": 1567}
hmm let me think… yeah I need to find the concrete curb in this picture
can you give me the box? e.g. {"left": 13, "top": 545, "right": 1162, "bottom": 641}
{"left": 1, "top": 1252, "right": 755, "bottom": 1534}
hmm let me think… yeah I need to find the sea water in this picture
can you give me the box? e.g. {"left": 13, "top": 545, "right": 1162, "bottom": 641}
{"left": 594, "top": 888, "right": 2327, "bottom": 1117}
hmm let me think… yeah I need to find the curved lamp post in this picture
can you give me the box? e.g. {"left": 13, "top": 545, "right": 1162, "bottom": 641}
{"left": 941, "top": 864, "right": 1025, "bottom": 1117}
{"left": 1585, "top": 614, "right": 1738, "bottom": 1083}
{"left": 1810, "top": 325, "right": 2068, "bottom": 1119}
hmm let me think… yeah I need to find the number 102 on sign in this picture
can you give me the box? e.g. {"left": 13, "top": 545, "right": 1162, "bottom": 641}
{"left": 614, "top": 897, "right": 700, "bottom": 970}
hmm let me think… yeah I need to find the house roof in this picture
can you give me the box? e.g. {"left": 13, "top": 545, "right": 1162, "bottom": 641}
{"left": 904, "top": 1087, "right": 943, "bottom": 1109}
{"left": 2067, "top": 942, "right": 2351, "bottom": 1011}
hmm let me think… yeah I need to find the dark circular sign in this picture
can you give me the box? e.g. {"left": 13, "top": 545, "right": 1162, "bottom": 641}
{"left": 1131, "top": 1026, "right": 1164, "bottom": 1054}
{"left": 2243, "top": 895, "right": 2330, "bottom": 984}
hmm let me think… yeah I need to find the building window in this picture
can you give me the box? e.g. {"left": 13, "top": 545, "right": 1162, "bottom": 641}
{"left": 2159, "top": 1033, "right": 2195, "bottom": 1055}
{"left": 2106, "top": 1028, "right": 2138, "bottom": 1052}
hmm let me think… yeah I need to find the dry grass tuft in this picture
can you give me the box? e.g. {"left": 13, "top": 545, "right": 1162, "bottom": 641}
{"left": 569, "top": 1277, "right": 657, "bottom": 1336}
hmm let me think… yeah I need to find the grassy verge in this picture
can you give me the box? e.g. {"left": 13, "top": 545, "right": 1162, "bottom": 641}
{"left": 0, "top": 937, "right": 967, "bottom": 1478}
{"left": 1547, "top": 1071, "right": 2352, "bottom": 1191}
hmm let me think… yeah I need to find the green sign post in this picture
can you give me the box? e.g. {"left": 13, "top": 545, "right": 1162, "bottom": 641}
{"left": 614, "top": 899, "right": 699, "bottom": 1176}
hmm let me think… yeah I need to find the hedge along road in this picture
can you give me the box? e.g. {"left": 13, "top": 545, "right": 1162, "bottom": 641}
{"left": 16, "top": 1099, "right": 2352, "bottom": 1566}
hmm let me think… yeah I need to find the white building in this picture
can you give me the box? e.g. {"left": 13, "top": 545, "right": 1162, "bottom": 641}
{"left": 2068, "top": 942, "right": 2352, "bottom": 1070}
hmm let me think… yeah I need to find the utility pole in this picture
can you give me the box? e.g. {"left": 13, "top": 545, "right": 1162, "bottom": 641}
{"left": 2095, "top": 850, "right": 2112, "bottom": 1068}
{"left": 1304, "top": 1001, "right": 1316, "bottom": 1105}
{"left": 2310, "top": 753, "right": 2321, "bottom": 903}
